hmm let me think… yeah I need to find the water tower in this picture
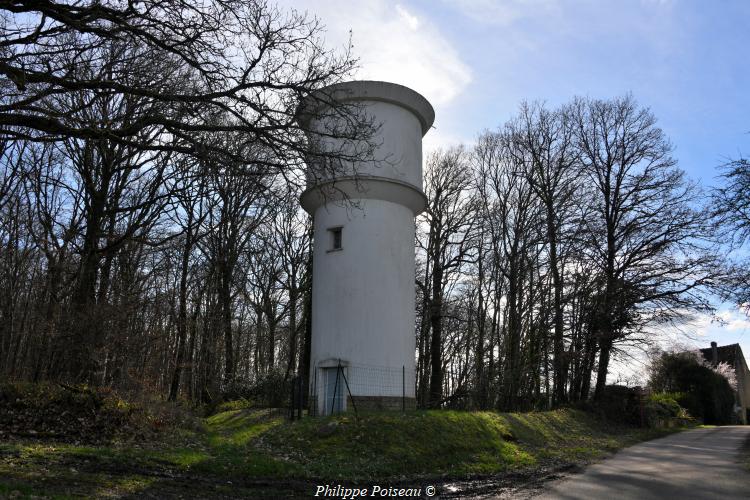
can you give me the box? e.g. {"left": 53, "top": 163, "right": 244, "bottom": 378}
{"left": 300, "top": 81, "right": 434, "bottom": 415}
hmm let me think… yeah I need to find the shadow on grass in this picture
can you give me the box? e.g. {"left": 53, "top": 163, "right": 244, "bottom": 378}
{"left": 0, "top": 408, "right": 309, "bottom": 498}
{"left": 0, "top": 408, "right": 683, "bottom": 498}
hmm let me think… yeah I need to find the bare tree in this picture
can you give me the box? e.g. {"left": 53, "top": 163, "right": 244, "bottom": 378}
{"left": 712, "top": 156, "right": 750, "bottom": 309}
{"left": 417, "top": 147, "right": 478, "bottom": 406}
{"left": 572, "top": 95, "right": 718, "bottom": 399}
{"left": 509, "top": 102, "right": 580, "bottom": 405}
{"left": 484, "top": 133, "right": 544, "bottom": 410}
{"left": 166, "top": 159, "right": 210, "bottom": 401}
{"left": 197, "top": 142, "right": 274, "bottom": 396}
{"left": 268, "top": 198, "right": 311, "bottom": 382}
{"left": 55, "top": 79, "right": 179, "bottom": 381}
{"left": 714, "top": 157, "right": 750, "bottom": 243}
{"left": 1, "top": 0, "right": 374, "bottom": 180}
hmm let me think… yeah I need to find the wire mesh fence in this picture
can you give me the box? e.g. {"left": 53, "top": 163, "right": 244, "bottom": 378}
{"left": 301, "top": 361, "right": 416, "bottom": 417}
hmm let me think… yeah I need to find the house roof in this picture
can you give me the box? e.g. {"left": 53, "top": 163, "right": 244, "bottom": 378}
{"left": 700, "top": 343, "right": 743, "bottom": 368}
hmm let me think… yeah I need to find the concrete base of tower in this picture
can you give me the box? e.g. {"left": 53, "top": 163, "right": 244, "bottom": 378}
{"left": 348, "top": 396, "right": 417, "bottom": 412}
{"left": 308, "top": 395, "right": 417, "bottom": 415}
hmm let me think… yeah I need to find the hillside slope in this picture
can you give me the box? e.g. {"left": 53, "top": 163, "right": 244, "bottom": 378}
{"left": 0, "top": 402, "right": 678, "bottom": 498}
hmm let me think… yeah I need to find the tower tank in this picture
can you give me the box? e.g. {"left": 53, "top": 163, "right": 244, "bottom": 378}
{"left": 300, "top": 81, "right": 434, "bottom": 415}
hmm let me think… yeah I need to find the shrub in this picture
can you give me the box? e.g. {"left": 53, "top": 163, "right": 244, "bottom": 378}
{"left": 643, "top": 392, "right": 689, "bottom": 427}
{"left": 0, "top": 382, "right": 176, "bottom": 442}
{"left": 0, "top": 382, "right": 206, "bottom": 441}
{"left": 214, "top": 398, "right": 255, "bottom": 413}
{"left": 218, "top": 368, "right": 293, "bottom": 412}
{"left": 594, "top": 385, "right": 641, "bottom": 425}
{"left": 649, "top": 352, "right": 735, "bottom": 424}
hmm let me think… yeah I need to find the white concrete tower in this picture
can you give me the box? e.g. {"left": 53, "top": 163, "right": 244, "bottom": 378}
{"left": 300, "top": 81, "right": 434, "bottom": 415}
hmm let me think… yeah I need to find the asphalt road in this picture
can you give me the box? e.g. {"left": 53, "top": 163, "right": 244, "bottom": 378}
{"left": 534, "top": 426, "right": 750, "bottom": 500}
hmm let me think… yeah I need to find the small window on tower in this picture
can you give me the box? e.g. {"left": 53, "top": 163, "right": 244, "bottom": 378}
{"left": 328, "top": 226, "right": 343, "bottom": 252}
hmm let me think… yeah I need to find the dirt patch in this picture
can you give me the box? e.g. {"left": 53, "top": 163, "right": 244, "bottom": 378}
{"left": 435, "top": 462, "right": 584, "bottom": 499}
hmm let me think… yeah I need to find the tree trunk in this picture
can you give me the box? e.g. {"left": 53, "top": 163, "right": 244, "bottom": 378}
{"left": 428, "top": 264, "right": 444, "bottom": 406}
{"left": 168, "top": 218, "right": 193, "bottom": 401}
{"left": 284, "top": 276, "right": 298, "bottom": 382}
{"left": 299, "top": 247, "right": 313, "bottom": 402}
{"left": 548, "top": 215, "right": 567, "bottom": 406}
{"left": 594, "top": 336, "right": 612, "bottom": 400}
{"left": 221, "top": 261, "right": 234, "bottom": 382}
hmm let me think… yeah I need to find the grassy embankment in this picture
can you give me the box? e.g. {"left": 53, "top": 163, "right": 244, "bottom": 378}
{"left": 0, "top": 388, "right": 679, "bottom": 498}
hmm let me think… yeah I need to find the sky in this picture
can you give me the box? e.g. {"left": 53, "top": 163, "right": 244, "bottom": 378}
{"left": 286, "top": 0, "right": 750, "bottom": 380}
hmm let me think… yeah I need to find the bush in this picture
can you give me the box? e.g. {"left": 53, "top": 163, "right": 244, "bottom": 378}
{"left": 214, "top": 398, "right": 255, "bottom": 413}
{"left": 0, "top": 382, "right": 190, "bottom": 442}
{"left": 591, "top": 386, "right": 694, "bottom": 428}
{"left": 594, "top": 385, "right": 641, "bottom": 425}
{"left": 643, "top": 392, "right": 689, "bottom": 427}
{"left": 649, "top": 352, "right": 735, "bottom": 424}
{"left": 216, "top": 368, "right": 293, "bottom": 413}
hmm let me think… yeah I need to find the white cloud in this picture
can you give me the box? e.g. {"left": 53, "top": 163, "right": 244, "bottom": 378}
{"left": 715, "top": 309, "right": 750, "bottom": 333}
{"left": 444, "top": 0, "right": 560, "bottom": 26}
{"left": 283, "top": 0, "right": 472, "bottom": 107}
{"left": 423, "top": 127, "right": 471, "bottom": 155}
{"left": 395, "top": 4, "right": 420, "bottom": 30}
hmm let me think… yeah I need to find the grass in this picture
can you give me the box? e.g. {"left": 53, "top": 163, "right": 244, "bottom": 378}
{"left": 261, "top": 408, "right": 674, "bottom": 480}
{"left": 0, "top": 406, "right": 680, "bottom": 498}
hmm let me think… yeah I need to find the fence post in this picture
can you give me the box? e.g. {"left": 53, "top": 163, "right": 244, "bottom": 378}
{"left": 402, "top": 365, "right": 405, "bottom": 413}
{"left": 339, "top": 360, "right": 358, "bottom": 419}
{"left": 331, "top": 362, "right": 341, "bottom": 415}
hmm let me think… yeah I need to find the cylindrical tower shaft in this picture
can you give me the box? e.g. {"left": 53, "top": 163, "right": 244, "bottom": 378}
{"left": 300, "top": 81, "right": 434, "bottom": 415}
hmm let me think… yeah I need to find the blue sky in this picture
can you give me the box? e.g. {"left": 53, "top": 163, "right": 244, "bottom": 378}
{"left": 290, "top": 0, "right": 750, "bottom": 377}
{"left": 415, "top": 0, "right": 750, "bottom": 186}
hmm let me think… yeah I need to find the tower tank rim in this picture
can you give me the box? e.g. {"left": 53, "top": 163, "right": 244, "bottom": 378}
{"left": 298, "top": 80, "right": 435, "bottom": 135}
{"left": 300, "top": 174, "right": 428, "bottom": 215}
